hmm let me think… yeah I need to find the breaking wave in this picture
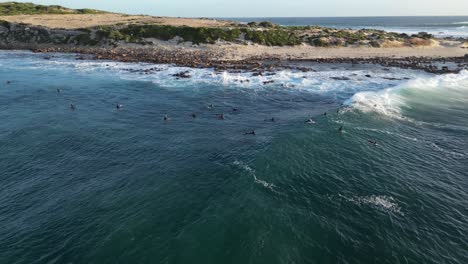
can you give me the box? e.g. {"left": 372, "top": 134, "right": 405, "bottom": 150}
{"left": 345, "top": 70, "right": 468, "bottom": 120}
{"left": 0, "top": 50, "right": 422, "bottom": 99}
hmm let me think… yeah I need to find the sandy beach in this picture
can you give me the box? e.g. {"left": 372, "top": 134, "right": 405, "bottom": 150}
{"left": 216, "top": 42, "right": 467, "bottom": 60}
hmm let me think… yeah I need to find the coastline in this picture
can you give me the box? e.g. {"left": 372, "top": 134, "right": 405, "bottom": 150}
{"left": 8, "top": 44, "right": 467, "bottom": 75}
{"left": 1, "top": 13, "right": 467, "bottom": 74}
{"left": 2, "top": 4, "right": 468, "bottom": 263}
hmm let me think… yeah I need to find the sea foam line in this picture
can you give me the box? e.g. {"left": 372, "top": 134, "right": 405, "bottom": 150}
{"left": 233, "top": 160, "right": 275, "bottom": 190}
{"left": 338, "top": 194, "right": 403, "bottom": 215}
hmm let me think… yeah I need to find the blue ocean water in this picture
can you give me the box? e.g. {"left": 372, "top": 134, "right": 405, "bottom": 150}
{"left": 0, "top": 51, "right": 467, "bottom": 263}
{"left": 228, "top": 16, "right": 468, "bottom": 38}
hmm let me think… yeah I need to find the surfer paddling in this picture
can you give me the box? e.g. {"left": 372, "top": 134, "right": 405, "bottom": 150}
{"left": 244, "top": 130, "right": 256, "bottom": 135}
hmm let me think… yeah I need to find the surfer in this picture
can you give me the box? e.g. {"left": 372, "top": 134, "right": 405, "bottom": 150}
{"left": 305, "top": 118, "right": 316, "bottom": 124}
{"left": 164, "top": 114, "right": 170, "bottom": 121}
{"left": 70, "top": 103, "right": 76, "bottom": 111}
{"left": 218, "top": 113, "right": 225, "bottom": 120}
{"left": 116, "top": 104, "right": 123, "bottom": 110}
{"left": 368, "top": 139, "right": 378, "bottom": 146}
{"left": 191, "top": 113, "right": 197, "bottom": 118}
{"left": 265, "top": 117, "right": 276, "bottom": 122}
{"left": 57, "top": 88, "right": 61, "bottom": 94}
{"left": 244, "top": 130, "right": 256, "bottom": 135}
{"left": 338, "top": 125, "right": 343, "bottom": 132}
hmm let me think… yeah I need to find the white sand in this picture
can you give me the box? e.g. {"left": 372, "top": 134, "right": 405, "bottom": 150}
{"left": 216, "top": 42, "right": 467, "bottom": 60}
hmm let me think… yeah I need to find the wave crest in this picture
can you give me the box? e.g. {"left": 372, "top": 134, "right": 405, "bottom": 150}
{"left": 345, "top": 70, "right": 468, "bottom": 120}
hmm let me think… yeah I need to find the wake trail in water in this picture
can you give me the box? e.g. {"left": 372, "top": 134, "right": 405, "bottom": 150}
{"left": 233, "top": 160, "right": 275, "bottom": 190}
{"left": 338, "top": 194, "right": 404, "bottom": 215}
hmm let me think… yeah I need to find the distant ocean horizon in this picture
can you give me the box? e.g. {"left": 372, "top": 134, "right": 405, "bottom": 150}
{"left": 224, "top": 16, "right": 468, "bottom": 38}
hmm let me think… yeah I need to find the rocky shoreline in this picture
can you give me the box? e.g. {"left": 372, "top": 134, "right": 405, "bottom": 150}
{"left": 1, "top": 18, "right": 467, "bottom": 75}
{"left": 23, "top": 46, "right": 468, "bottom": 75}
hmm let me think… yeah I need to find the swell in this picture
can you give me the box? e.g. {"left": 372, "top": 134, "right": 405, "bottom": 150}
{"left": 345, "top": 70, "right": 468, "bottom": 122}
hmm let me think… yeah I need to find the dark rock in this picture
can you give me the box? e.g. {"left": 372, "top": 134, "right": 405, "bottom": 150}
{"left": 382, "top": 77, "right": 402, "bottom": 80}
{"left": 330, "top": 76, "right": 351, "bottom": 81}
{"left": 172, "top": 71, "right": 191, "bottom": 78}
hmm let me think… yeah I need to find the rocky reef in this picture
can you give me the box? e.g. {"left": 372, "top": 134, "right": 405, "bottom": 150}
{"left": 0, "top": 16, "right": 467, "bottom": 74}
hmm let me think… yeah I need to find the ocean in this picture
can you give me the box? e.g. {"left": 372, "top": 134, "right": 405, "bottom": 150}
{"left": 228, "top": 16, "right": 468, "bottom": 38}
{"left": 0, "top": 50, "right": 467, "bottom": 263}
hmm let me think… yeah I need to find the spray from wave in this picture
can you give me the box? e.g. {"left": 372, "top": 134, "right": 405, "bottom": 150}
{"left": 345, "top": 70, "right": 468, "bottom": 120}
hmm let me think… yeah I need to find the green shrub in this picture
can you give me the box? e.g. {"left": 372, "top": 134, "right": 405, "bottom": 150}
{"left": 369, "top": 40, "right": 380, "bottom": 47}
{"left": 242, "top": 29, "right": 300, "bottom": 46}
{"left": 0, "top": 2, "right": 107, "bottom": 16}
{"left": 412, "top": 32, "right": 433, "bottom": 39}
{"left": 310, "top": 38, "right": 329, "bottom": 47}
{"left": 115, "top": 25, "right": 242, "bottom": 44}
{"left": 75, "top": 33, "right": 98, "bottom": 45}
{"left": 247, "top": 22, "right": 258, "bottom": 27}
{"left": 258, "top": 21, "right": 276, "bottom": 28}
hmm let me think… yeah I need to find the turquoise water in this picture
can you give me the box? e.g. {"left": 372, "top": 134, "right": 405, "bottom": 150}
{"left": 0, "top": 51, "right": 467, "bottom": 263}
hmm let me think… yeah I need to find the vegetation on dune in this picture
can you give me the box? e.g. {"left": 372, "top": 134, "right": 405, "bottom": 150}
{"left": 243, "top": 29, "right": 301, "bottom": 46}
{"left": 24, "top": 21, "right": 433, "bottom": 47}
{"left": 116, "top": 25, "right": 242, "bottom": 44}
{"left": 0, "top": 2, "right": 108, "bottom": 16}
{"left": 0, "top": 2, "right": 436, "bottom": 48}
{"left": 94, "top": 24, "right": 300, "bottom": 46}
{"left": 247, "top": 21, "right": 278, "bottom": 28}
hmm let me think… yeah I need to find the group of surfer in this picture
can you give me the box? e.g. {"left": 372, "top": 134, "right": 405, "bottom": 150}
{"left": 9, "top": 84, "right": 376, "bottom": 143}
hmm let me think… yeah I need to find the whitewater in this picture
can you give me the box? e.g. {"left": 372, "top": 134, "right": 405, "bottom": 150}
{"left": 0, "top": 51, "right": 467, "bottom": 264}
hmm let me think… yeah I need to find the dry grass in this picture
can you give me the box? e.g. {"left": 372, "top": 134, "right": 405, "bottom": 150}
{"left": 408, "top": 37, "right": 432, "bottom": 46}
{"left": 380, "top": 40, "right": 406, "bottom": 48}
{"left": 0, "top": 14, "right": 238, "bottom": 29}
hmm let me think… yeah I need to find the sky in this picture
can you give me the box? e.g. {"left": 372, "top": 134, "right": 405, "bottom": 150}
{"left": 4, "top": 0, "right": 468, "bottom": 17}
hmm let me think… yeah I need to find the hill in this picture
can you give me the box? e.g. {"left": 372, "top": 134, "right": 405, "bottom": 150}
{"left": 0, "top": 1, "right": 107, "bottom": 16}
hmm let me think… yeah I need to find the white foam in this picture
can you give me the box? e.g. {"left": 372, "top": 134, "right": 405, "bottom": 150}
{"left": 346, "top": 70, "right": 468, "bottom": 120}
{"left": 355, "top": 127, "right": 419, "bottom": 141}
{"left": 339, "top": 194, "right": 403, "bottom": 215}
{"left": 430, "top": 143, "right": 466, "bottom": 159}
{"left": 451, "top": 21, "right": 468, "bottom": 25}
{"left": 233, "top": 160, "right": 275, "bottom": 190}
{"left": 0, "top": 51, "right": 424, "bottom": 96}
